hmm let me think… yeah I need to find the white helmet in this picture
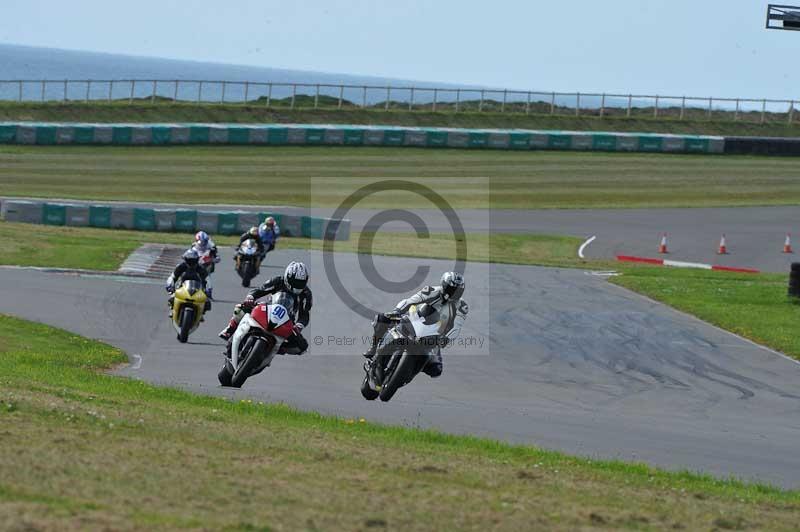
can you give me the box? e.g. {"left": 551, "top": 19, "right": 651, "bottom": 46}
{"left": 440, "top": 271, "right": 464, "bottom": 301}
{"left": 284, "top": 261, "right": 308, "bottom": 294}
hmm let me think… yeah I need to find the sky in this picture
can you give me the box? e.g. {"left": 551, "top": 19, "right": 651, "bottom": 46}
{"left": 1, "top": 0, "right": 798, "bottom": 98}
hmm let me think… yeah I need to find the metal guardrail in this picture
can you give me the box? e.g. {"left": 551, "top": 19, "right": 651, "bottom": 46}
{"left": 0, "top": 79, "right": 796, "bottom": 124}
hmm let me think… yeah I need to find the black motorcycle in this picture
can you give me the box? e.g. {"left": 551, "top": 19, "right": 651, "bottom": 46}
{"left": 235, "top": 239, "right": 261, "bottom": 288}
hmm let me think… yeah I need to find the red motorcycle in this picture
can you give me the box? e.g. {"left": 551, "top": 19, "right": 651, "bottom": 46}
{"left": 218, "top": 292, "right": 296, "bottom": 388}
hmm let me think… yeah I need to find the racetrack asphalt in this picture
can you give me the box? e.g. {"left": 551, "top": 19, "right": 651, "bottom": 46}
{"left": 1, "top": 250, "right": 799, "bottom": 488}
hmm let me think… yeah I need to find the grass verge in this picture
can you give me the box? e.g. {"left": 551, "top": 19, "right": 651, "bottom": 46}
{"left": 0, "top": 221, "right": 609, "bottom": 271}
{"left": 611, "top": 266, "right": 800, "bottom": 360}
{"left": 1, "top": 314, "right": 798, "bottom": 530}
{"left": 3, "top": 101, "right": 800, "bottom": 137}
{"left": 2, "top": 146, "right": 800, "bottom": 209}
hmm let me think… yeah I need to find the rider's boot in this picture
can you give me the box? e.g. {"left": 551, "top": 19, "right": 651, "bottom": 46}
{"left": 218, "top": 317, "right": 238, "bottom": 341}
{"left": 362, "top": 315, "right": 391, "bottom": 359}
{"left": 422, "top": 350, "right": 443, "bottom": 378}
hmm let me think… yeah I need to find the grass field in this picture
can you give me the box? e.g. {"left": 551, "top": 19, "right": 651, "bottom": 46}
{"left": 2, "top": 314, "right": 798, "bottom": 530}
{"left": 3, "top": 101, "right": 800, "bottom": 137}
{"left": 2, "top": 146, "right": 800, "bottom": 209}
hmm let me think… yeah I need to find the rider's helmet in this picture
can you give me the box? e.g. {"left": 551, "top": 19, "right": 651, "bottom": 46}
{"left": 284, "top": 261, "right": 309, "bottom": 294}
{"left": 195, "top": 231, "right": 209, "bottom": 248}
{"left": 248, "top": 226, "right": 259, "bottom": 238}
{"left": 182, "top": 248, "right": 200, "bottom": 268}
{"left": 440, "top": 272, "right": 465, "bottom": 302}
{"left": 264, "top": 216, "right": 276, "bottom": 229}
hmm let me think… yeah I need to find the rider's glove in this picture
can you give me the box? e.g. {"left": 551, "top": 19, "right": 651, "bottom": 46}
{"left": 386, "top": 310, "right": 402, "bottom": 320}
{"left": 241, "top": 295, "right": 256, "bottom": 312}
{"left": 292, "top": 323, "right": 305, "bottom": 335}
{"left": 165, "top": 285, "right": 174, "bottom": 293}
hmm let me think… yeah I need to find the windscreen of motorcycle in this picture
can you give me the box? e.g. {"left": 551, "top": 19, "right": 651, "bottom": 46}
{"left": 183, "top": 280, "right": 203, "bottom": 296}
{"left": 241, "top": 239, "right": 257, "bottom": 255}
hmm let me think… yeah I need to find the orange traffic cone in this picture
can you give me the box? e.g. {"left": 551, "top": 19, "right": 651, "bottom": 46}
{"left": 658, "top": 233, "right": 668, "bottom": 254}
{"left": 784, "top": 233, "right": 793, "bottom": 254}
{"left": 718, "top": 234, "right": 728, "bottom": 255}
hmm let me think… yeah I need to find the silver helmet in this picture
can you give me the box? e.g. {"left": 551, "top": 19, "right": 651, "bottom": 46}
{"left": 284, "top": 261, "right": 309, "bottom": 294}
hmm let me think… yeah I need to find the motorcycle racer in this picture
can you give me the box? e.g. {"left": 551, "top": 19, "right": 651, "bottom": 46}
{"left": 362, "top": 272, "right": 468, "bottom": 378}
{"left": 239, "top": 226, "right": 265, "bottom": 256}
{"left": 219, "top": 261, "right": 312, "bottom": 355}
{"left": 258, "top": 216, "right": 280, "bottom": 258}
{"left": 192, "top": 231, "right": 220, "bottom": 299}
{"left": 165, "top": 249, "right": 211, "bottom": 315}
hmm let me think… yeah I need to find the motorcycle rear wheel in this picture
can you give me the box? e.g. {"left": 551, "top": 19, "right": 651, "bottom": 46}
{"left": 360, "top": 374, "right": 379, "bottom": 400}
{"left": 218, "top": 364, "right": 233, "bottom": 387}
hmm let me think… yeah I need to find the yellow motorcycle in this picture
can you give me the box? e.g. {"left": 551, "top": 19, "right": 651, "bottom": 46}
{"left": 170, "top": 280, "right": 208, "bottom": 343}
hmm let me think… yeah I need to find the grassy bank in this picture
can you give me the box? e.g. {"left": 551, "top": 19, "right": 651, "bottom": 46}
{"left": 2, "top": 146, "right": 800, "bottom": 209}
{"left": 1, "top": 314, "right": 798, "bottom": 530}
{"left": 3, "top": 101, "right": 800, "bottom": 137}
{"left": 0, "top": 221, "right": 599, "bottom": 271}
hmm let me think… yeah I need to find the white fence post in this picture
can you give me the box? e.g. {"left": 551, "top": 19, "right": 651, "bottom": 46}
{"left": 432, "top": 88, "right": 438, "bottom": 112}
{"left": 362, "top": 86, "right": 367, "bottom": 108}
{"left": 680, "top": 96, "right": 685, "bottom": 120}
{"left": 501, "top": 89, "right": 507, "bottom": 113}
{"left": 600, "top": 93, "right": 605, "bottom": 117}
{"left": 86, "top": 80, "right": 91, "bottom": 103}
{"left": 707, "top": 97, "right": 713, "bottom": 119}
{"left": 266, "top": 83, "right": 272, "bottom": 107}
{"left": 626, "top": 94, "right": 632, "bottom": 117}
{"left": 338, "top": 85, "right": 344, "bottom": 109}
{"left": 654, "top": 95, "right": 659, "bottom": 118}
{"left": 479, "top": 89, "right": 485, "bottom": 112}
{"left": 315, "top": 84, "right": 320, "bottom": 109}
{"left": 550, "top": 92, "right": 555, "bottom": 114}
{"left": 197, "top": 81, "right": 203, "bottom": 103}
{"left": 409, "top": 87, "right": 415, "bottom": 110}
{"left": 221, "top": 81, "right": 226, "bottom": 103}
{"left": 734, "top": 99, "right": 740, "bottom": 121}
{"left": 790, "top": 101, "right": 795, "bottom": 124}
{"left": 385, "top": 86, "right": 390, "bottom": 111}
{"left": 576, "top": 92, "right": 580, "bottom": 116}
{"left": 525, "top": 91, "right": 531, "bottom": 114}
{"left": 761, "top": 99, "right": 767, "bottom": 123}
{"left": 456, "top": 89, "right": 461, "bottom": 112}
{"left": 41, "top": 80, "right": 46, "bottom": 102}
{"left": 290, "top": 84, "right": 296, "bottom": 109}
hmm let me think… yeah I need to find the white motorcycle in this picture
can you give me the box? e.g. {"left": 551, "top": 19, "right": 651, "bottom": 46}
{"left": 218, "top": 292, "right": 298, "bottom": 388}
{"left": 361, "top": 303, "right": 444, "bottom": 402}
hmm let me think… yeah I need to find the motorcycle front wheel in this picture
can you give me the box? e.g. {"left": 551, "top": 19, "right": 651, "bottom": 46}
{"left": 230, "top": 337, "right": 270, "bottom": 388}
{"left": 177, "top": 307, "right": 195, "bottom": 343}
{"left": 379, "top": 351, "right": 416, "bottom": 402}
